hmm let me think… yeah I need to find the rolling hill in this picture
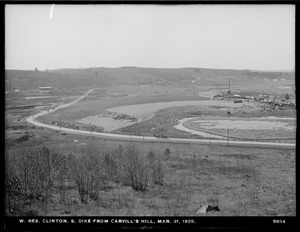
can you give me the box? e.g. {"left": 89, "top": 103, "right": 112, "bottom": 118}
{"left": 5, "top": 67, "right": 295, "bottom": 96}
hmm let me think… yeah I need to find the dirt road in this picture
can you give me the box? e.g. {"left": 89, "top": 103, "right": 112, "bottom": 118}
{"left": 24, "top": 89, "right": 295, "bottom": 149}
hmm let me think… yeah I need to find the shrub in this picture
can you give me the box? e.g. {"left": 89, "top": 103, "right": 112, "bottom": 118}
{"left": 151, "top": 158, "right": 164, "bottom": 185}
{"left": 6, "top": 146, "right": 60, "bottom": 200}
{"left": 284, "top": 93, "right": 290, "bottom": 100}
{"left": 104, "top": 149, "right": 120, "bottom": 182}
{"left": 163, "top": 148, "right": 171, "bottom": 159}
{"left": 147, "top": 151, "right": 164, "bottom": 185}
{"left": 68, "top": 150, "right": 106, "bottom": 203}
{"left": 120, "top": 144, "right": 150, "bottom": 191}
{"left": 5, "top": 146, "right": 64, "bottom": 215}
{"left": 5, "top": 171, "right": 38, "bottom": 216}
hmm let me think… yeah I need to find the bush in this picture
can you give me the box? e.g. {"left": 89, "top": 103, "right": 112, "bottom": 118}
{"left": 5, "top": 146, "right": 64, "bottom": 215}
{"left": 6, "top": 146, "right": 60, "bottom": 200}
{"left": 284, "top": 93, "right": 290, "bottom": 100}
{"left": 103, "top": 146, "right": 124, "bottom": 183}
{"left": 68, "top": 149, "right": 106, "bottom": 203}
{"left": 5, "top": 143, "right": 166, "bottom": 215}
{"left": 120, "top": 144, "right": 150, "bottom": 191}
{"left": 5, "top": 171, "right": 38, "bottom": 216}
{"left": 163, "top": 148, "right": 171, "bottom": 159}
{"left": 147, "top": 152, "right": 164, "bottom": 185}
{"left": 118, "top": 144, "right": 166, "bottom": 190}
{"left": 151, "top": 158, "right": 164, "bottom": 185}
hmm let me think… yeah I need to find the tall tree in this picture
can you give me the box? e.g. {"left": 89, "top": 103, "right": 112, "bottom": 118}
{"left": 284, "top": 93, "right": 290, "bottom": 100}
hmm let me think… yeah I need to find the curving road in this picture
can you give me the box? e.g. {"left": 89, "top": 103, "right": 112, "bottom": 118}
{"left": 24, "top": 89, "right": 295, "bottom": 149}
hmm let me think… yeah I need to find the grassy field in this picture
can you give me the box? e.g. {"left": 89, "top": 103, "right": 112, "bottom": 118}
{"left": 5, "top": 120, "right": 295, "bottom": 216}
{"left": 182, "top": 116, "right": 296, "bottom": 140}
{"left": 6, "top": 67, "right": 295, "bottom": 103}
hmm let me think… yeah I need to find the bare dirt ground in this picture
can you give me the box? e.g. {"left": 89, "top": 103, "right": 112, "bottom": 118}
{"left": 106, "top": 100, "right": 241, "bottom": 121}
{"left": 77, "top": 115, "right": 137, "bottom": 132}
{"left": 75, "top": 100, "right": 241, "bottom": 132}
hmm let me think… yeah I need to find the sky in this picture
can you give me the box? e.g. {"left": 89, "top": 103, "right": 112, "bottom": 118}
{"left": 5, "top": 4, "right": 295, "bottom": 71}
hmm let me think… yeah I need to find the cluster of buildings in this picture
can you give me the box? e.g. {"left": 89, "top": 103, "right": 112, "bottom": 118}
{"left": 256, "top": 93, "right": 296, "bottom": 110}
{"left": 212, "top": 91, "right": 296, "bottom": 110}
{"left": 212, "top": 91, "right": 256, "bottom": 103}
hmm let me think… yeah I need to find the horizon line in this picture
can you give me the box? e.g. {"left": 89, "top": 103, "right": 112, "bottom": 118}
{"left": 5, "top": 66, "right": 295, "bottom": 73}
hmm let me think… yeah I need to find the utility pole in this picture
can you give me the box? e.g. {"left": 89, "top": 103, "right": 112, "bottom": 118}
{"left": 227, "top": 115, "right": 230, "bottom": 146}
{"left": 228, "top": 78, "right": 231, "bottom": 93}
{"left": 227, "top": 128, "right": 229, "bottom": 146}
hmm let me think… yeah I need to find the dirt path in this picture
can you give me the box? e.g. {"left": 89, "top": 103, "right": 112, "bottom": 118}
{"left": 24, "top": 90, "right": 295, "bottom": 148}
{"left": 174, "top": 117, "right": 226, "bottom": 139}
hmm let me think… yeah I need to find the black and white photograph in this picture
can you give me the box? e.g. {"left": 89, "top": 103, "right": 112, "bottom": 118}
{"left": 4, "top": 2, "right": 296, "bottom": 229}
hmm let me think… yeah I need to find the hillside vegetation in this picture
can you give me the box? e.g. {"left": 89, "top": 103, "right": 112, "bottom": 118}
{"left": 6, "top": 67, "right": 295, "bottom": 96}
{"left": 5, "top": 139, "right": 295, "bottom": 216}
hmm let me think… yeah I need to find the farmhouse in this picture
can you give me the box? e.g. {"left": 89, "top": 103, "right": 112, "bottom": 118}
{"left": 39, "top": 87, "right": 53, "bottom": 93}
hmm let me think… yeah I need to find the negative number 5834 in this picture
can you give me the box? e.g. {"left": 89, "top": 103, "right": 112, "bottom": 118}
{"left": 273, "top": 219, "right": 286, "bottom": 224}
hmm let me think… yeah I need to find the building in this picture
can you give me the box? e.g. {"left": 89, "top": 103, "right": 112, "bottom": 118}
{"left": 258, "top": 93, "right": 269, "bottom": 101}
{"left": 233, "top": 99, "right": 243, "bottom": 103}
{"left": 245, "top": 96, "right": 255, "bottom": 100}
{"left": 39, "top": 87, "right": 53, "bottom": 93}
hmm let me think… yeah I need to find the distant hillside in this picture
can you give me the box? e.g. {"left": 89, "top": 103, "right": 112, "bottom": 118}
{"left": 5, "top": 67, "right": 295, "bottom": 95}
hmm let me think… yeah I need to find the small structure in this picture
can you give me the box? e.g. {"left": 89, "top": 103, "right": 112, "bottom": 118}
{"left": 258, "top": 93, "right": 269, "bottom": 101}
{"left": 245, "top": 96, "right": 255, "bottom": 100}
{"left": 233, "top": 99, "right": 242, "bottom": 103}
{"left": 39, "top": 87, "right": 53, "bottom": 93}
